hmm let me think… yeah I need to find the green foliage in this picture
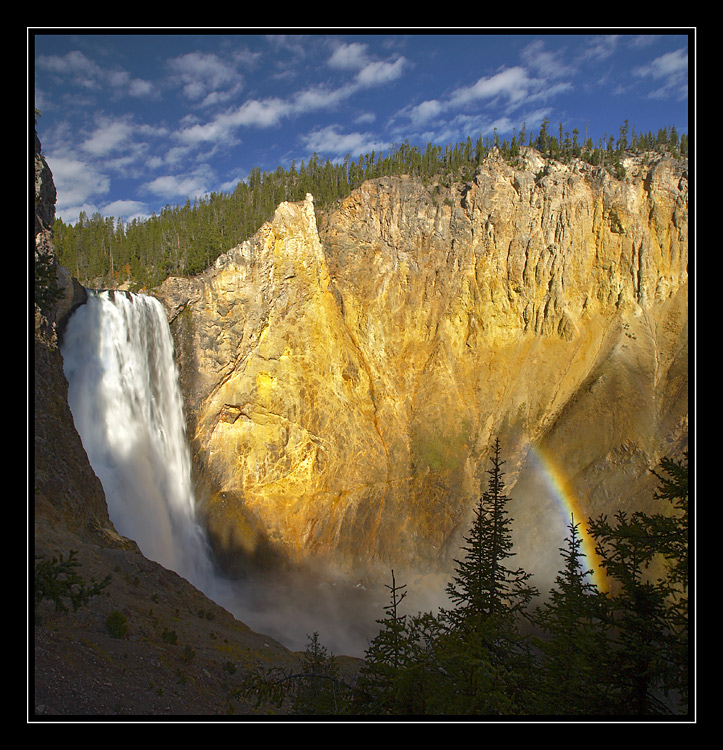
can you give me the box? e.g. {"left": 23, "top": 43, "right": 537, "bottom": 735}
{"left": 344, "top": 446, "right": 689, "bottom": 717}
{"left": 530, "top": 517, "right": 613, "bottom": 714}
{"left": 51, "top": 121, "right": 687, "bottom": 292}
{"left": 445, "top": 438, "right": 538, "bottom": 626}
{"left": 105, "top": 610, "right": 128, "bottom": 639}
{"left": 350, "top": 441, "right": 541, "bottom": 715}
{"left": 34, "top": 549, "right": 111, "bottom": 620}
{"left": 291, "top": 631, "right": 346, "bottom": 714}
{"left": 238, "top": 631, "right": 353, "bottom": 715}
{"left": 355, "top": 570, "right": 418, "bottom": 714}
{"left": 586, "top": 453, "right": 689, "bottom": 715}
{"left": 436, "top": 439, "right": 539, "bottom": 714}
{"left": 161, "top": 628, "right": 178, "bottom": 645}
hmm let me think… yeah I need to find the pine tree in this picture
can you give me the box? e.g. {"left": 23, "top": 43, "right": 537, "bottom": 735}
{"left": 441, "top": 438, "right": 539, "bottom": 713}
{"left": 445, "top": 438, "right": 538, "bottom": 627}
{"left": 650, "top": 453, "right": 689, "bottom": 709}
{"left": 587, "top": 453, "right": 688, "bottom": 715}
{"left": 355, "top": 570, "right": 419, "bottom": 714}
{"left": 292, "top": 631, "right": 344, "bottom": 714}
{"left": 532, "top": 516, "right": 612, "bottom": 714}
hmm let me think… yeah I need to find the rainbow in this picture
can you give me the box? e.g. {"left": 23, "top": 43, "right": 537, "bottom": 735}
{"left": 527, "top": 444, "right": 609, "bottom": 593}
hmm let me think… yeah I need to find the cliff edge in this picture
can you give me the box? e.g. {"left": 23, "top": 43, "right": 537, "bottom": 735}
{"left": 157, "top": 148, "right": 688, "bottom": 584}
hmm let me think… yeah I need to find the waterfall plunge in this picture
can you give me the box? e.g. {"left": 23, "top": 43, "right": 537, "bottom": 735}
{"left": 61, "top": 290, "right": 219, "bottom": 594}
{"left": 60, "top": 289, "right": 382, "bottom": 656}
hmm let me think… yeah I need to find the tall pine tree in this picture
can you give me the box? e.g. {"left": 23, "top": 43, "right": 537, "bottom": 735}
{"left": 587, "top": 453, "right": 689, "bottom": 715}
{"left": 531, "top": 516, "right": 612, "bottom": 714}
{"left": 445, "top": 438, "right": 538, "bottom": 626}
{"left": 355, "top": 570, "right": 416, "bottom": 714}
{"left": 440, "top": 438, "right": 539, "bottom": 713}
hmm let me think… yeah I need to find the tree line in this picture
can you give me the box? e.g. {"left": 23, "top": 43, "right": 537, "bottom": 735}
{"left": 239, "top": 443, "right": 689, "bottom": 717}
{"left": 49, "top": 121, "right": 688, "bottom": 292}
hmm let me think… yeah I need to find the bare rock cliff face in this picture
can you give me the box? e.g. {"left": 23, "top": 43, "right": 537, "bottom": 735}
{"left": 34, "top": 133, "right": 118, "bottom": 546}
{"left": 157, "top": 150, "right": 688, "bottom": 582}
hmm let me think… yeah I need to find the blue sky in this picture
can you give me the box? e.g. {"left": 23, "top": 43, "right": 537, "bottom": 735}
{"left": 32, "top": 30, "right": 691, "bottom": 226}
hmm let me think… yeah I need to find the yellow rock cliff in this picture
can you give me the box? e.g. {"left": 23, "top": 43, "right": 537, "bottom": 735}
{"left": 156, "top": 149, "right": 688, "bottom": 584}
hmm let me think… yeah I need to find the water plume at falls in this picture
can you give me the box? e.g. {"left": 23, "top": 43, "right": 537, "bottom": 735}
{"left": 60, "top": 290, "right": 218, "bottom": 593}
{"left": 59, "top": 289, "right": 379, "bottom": 656}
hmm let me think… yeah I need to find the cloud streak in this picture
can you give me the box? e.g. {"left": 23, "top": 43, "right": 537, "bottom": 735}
{"left": 633, "top": 47, "right": 688, "bottom": 100}
{"left": 397, "top": 63, "right": 565, "bottom": 136}
{"left": 175, "top": 46, "right": 408, "bottom": 148}
{"left": 167, "top": 51, "right": 246, "bottom": 107}
{"left": 37, "top": 49, "right": 155, "bottom": 99}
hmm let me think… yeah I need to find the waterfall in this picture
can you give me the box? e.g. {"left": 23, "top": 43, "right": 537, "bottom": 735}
{"left": 60, "top": 290, "right": 217, "bottom": 592}
{"left": 59, "top": 289, "right": 376, "bottom": 656}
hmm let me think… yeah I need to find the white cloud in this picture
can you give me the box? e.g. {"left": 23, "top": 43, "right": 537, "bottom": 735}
{"left": 521, "top": 40, "right": 572, "bottom": 79}
{"left": 232, "top": 98, "right": 291, "bottom": 127}
{"left": 634, "top": 47, "right": 687, "bottom": 79}
{"left": 292, "top": 85, "right": 350, "bottom": 114}
{"left": 395, "top": 65, "right": 542, "bottom": 138}
{"left": 300, "top": 125, "right": 390, "bottom": 160}
{"left": 356, "top": 57, "right": 407, "bottom": 87}
{"left": 354, "top": 112, "right": 376, "bottom": 125}
{"left": 632, "top": 47, "right": 688, "bottom": 101}
{"left": 329, "top": 42, "right": 407, "bottom": 87}
{"left": 101, "top": 199, "right": 149, "bottom": 222}
{"left": 129, "top": 79, "right": 154, "bottom": 98}
{"left": 406, "top": 99, "right": 443, "bottom": 124}
{"left": 176, "top": 117, "right": 233, "bottom": 145}
{"left": 177, "top": 97, "right": 291, "bottom": 145}
{"left": 167, "top": 51, "right": 245, "bottom": 106}
{"left": 172, "top": 45, "right": 408, "bottom": 151}
{"left": 219, "top": 174, "right": 245, "bottom": 192}
{"left": 81, "top": 117, "right": 134, "bottom": 156}
{"left": 45, "top": 152, "right": 111, "bottom": 222}
{"left": 395, "top": 59, "right": 567, "bottom": 144}
{"left": 37, "top": 50, "right": 101, "bottom": 86}
{"left": 450, "top": 66, "right": 533, "bottom": 108}
{"left": 328, "top": 42, "right": 370, "bottom": 70}
{"left": 36, "top": 49, "right": 154, "bottom": 99}
{"left": 581, "top": 35, "right": 621, "bottom": 62}
{"left": 142, "top": 163, "right": 215, "bottom": 201}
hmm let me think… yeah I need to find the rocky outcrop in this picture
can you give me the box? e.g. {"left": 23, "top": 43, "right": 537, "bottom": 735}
{"left": 34, "top": 133, "right": 114, "bottom": 542}
{"left": 157, "top": 149, "right": 688, "bottom": 583}
{"left": 34, "top": 134, "right": 87, "bottom": 347}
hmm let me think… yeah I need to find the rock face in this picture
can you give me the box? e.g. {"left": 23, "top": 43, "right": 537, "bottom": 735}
{"left": 157, "top": 149, "right": 688, "bottom": 583}
{"left": 34, "top": 133, "right": 114, "bottom": 543}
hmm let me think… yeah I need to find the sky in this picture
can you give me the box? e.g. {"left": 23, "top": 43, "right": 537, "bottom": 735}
{"left": 31, "top": 30, "right": 692, "bottom": 226}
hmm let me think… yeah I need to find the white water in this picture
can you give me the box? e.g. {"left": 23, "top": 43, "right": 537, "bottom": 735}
{"left": 61, "top": 290, "right": 219, "bottom": 593}
{"left": 59, "top": 290, "right": 381, "bottom": 656}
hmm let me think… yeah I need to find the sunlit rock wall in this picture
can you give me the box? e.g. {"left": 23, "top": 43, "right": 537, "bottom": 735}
{"left": 156, "top": 149, "right": 688, "bottom": 582}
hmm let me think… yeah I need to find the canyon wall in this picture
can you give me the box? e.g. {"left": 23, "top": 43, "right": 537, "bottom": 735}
{"left": 156, "top": 148, "right": 688, "bottom": 583}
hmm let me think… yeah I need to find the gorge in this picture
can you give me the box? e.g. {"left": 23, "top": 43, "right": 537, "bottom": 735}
{"left": 155, "top": 149, "right": 688, "bottom": 603}
{"left": 34, "top": 134, "right": 689, "bottom": 709}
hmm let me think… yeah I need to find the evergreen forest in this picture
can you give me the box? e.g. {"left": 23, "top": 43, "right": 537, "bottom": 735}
{"left": 239, "top": 444, "right": 690, "bottom": 717}
{"left": 49, "top": 120, "right": 688, "bottom": 292}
